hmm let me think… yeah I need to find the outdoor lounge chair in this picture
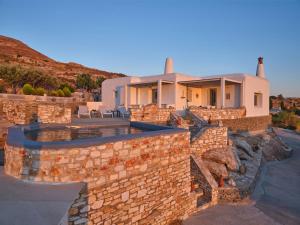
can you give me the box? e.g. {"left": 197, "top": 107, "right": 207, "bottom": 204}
{"left": 99, "top": 108, "right": 113, "bottom": 118}
{"left": 117, "top": 106, "right": 130, "bottom": 119}
{"left": 78, "top": 105, "right": 91, "bottom": 118}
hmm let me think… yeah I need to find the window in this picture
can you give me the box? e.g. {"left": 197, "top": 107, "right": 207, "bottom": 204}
{"left": 254, "top": 93, "right": 263, "bottom": 107}
{"left": 226, "top": 93, "right": 230, "bottom": 100}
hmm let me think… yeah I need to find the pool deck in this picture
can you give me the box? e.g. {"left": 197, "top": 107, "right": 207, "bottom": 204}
{"left": 0, "top": 167, "right": 84, "bottom": 225}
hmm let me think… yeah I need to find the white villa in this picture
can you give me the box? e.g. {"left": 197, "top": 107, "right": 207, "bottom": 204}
{"left": 102, "top": 57, "right": 269, "bottom": 117}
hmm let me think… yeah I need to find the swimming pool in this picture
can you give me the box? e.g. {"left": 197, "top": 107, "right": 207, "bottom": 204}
{"left": 25, "top": 125, "right": 147, "bottom": 142}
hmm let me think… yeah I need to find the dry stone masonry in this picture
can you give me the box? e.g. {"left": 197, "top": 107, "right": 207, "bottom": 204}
{"left": 5, "top": 128, "right": 217, "bottom": 224}
{"left": 189, "top": 107, "right": 246, "bottom": 121}
{"left": 130, "top": 104, "right": 175, "bottom": 123}
{"left": 0, "top": 99, "right": 72, "bottom": 124}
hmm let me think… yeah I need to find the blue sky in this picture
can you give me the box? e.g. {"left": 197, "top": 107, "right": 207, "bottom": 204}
{"left": 0, "top": 0, "right": 299, "bottom": 97}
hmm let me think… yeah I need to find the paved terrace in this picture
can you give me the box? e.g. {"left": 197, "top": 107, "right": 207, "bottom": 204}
{"left": 0, "top": 167, "right": 84, "bottom": 225}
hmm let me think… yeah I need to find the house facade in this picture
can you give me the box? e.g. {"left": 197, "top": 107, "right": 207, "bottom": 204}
{"left": 102, "top": 57, "right": 269, "bottom": 117}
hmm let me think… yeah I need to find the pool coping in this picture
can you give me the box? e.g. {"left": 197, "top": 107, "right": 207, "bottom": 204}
{"left": 7, "top": 121, "right": 188, "bottom": 150}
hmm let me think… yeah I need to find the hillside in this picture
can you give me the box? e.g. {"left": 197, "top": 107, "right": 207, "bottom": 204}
{"left": 0, "top": 35, "right": 126, "bottom": 84}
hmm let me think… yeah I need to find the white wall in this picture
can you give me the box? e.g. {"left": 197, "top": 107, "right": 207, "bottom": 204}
{"left": 243, "top": 75, "right": 269, "bottom": 117}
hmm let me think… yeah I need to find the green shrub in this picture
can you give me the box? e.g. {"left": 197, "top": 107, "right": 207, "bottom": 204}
{"left": 59, "top": 83, "right": 75, "bottom": 93}
{"left": 50, "top": 90, "right": 58, "bottom": 96}
{"left": 62, "top": 87, "right": 71, "bottom": 97}
{"left": 35, "top": 87, "right": 45, "bottom": 96}
{"left": 22, "top": 84, "right": 35, "bottom": 95}
{"left": 57, "top": 89, "right": 65, "bottom": 97}
{"left": 0, "top": 84, "right": 6, "bottom": 93}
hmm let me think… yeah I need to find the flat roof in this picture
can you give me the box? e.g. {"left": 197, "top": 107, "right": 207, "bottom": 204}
{"left": 178, "top": 77, "right": 242, "bottom": 87}
{"left": 128, "top": 80, "right": 174, "bottom": 87}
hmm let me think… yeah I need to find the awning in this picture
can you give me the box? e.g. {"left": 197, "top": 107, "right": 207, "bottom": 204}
{"left": 128, "top": 80, "right": 174, "bottom": 87}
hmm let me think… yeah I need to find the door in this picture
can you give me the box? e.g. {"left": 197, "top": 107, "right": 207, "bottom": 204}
{"left": 209, "top": 88, "right": 217, "bottom": 106}
{"left": 152, "top": 88, "right": 157, "bottom": 104}
{"left": 115, "top": 87, "right": 121, "bottom": 107}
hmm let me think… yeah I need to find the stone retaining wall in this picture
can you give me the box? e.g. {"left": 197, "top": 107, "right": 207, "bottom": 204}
{"left": 190, "top": 155, "right": 218, "bottom": 206}
{"left": 38, "top": 104, "right": 71, "bottom": 124}
{"left": 219, "top": 115, "right": 271, "bottom": 132}
{"left": 190, "top": 126, "right": 228, "bottom": 157}
{"left": 5, "top": 130, "right": 202, "bottom": 224}
{"left": 0, "top": 99, "right": 72, "bottom": 124}
{"left": 130, "top": 105, "right": 175, "bottom": 123}
{"left": 189, "top": 107, "right": 246, "bottom": 121}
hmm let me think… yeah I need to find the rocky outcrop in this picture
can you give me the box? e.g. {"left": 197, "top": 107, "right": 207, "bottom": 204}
{"left": 203, "top": 159, "right": 229, "bottom": 179}
{"left": 235, "top": 139, "right": 254, "bottom": 157}
{"left": 202, "top": 147, "right": 241, "bottom": 172}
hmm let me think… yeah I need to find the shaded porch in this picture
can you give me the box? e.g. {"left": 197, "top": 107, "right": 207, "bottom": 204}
{"left": 178, "top": 77, "right": 243, "bottom": 109}
{"left": 124, "top": 80, "right": 175, "bottom": 109}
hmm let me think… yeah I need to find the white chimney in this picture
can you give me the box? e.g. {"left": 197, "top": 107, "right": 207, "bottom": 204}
{"left": 164, "top": 57, "right": 173, "bottom": 74}
{"left": 256, "top": 56, "right": 265, "bottom": 78}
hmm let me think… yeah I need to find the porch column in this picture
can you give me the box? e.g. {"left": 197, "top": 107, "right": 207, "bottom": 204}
{"left": 124, "top": 84, "right": 128, "bottom": 109}
{"left": 157, "top": 80, "right": 162, "bottom": 108}
{"left": 220, "top": 77, "right": 225, "bottom": 108}
{"left": 240, "top": 81, "right": 245, "bottom": 107}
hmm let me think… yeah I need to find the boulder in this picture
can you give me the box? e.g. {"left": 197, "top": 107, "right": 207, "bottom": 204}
{"left": 237, "top": 149, "right": 252, "bottom": 161}
{"left": 202, "top": 147, "right": 241, "bottom": 171}
{"left": 235, "top": 139, "right": 254, "bottom": 157}
{"left": 203, "top": 159, "right": 228, "bottom": 179}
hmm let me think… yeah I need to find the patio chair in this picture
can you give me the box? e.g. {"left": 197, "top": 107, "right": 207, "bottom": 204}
{"left": 118, "top": 106, "right": 130, "bottom": 119}
{"left": 78, "top": 105, "right": 91, "bottom": 118}
{"left": 99, "top": 108, "right": 113, "bottom": 118}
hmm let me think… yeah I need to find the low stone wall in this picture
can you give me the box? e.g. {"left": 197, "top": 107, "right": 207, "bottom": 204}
{"left": 130, "top": 105, "right": 175, "bottom": 123}
{"left": 5, "top": 128, "right": 201, "bottom": 224}
{"left": 220, "top": 115, "right": 271, "bottom": 132}
{"left": 190, "top": 126, "right": 228, "bottom": 157}
{"left": 190, "top": 155, "right": 218, "bottom": 206}
{"left": 2, "top": 100, "right": 38, "bottom": 124}
{"left": 189, "top": 107, "right": 246, "bottom": 121}
{"left": 38, "top": 104, "right": 71, "bottom": 124}
{"left": 0, "top": 99, "right": 72, "bottom": 124}
{"left": 169, "top": 112, "right": 190, "bottom": 129}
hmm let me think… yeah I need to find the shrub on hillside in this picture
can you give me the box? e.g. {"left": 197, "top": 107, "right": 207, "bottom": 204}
{"left": 22, "top": 84, "right": 35, "bottom": 95}
{"left": 49, "top": 90, "right": 58, "bottom": 96}
{"left": 57, "top": 89, "right": 65, "bottom": 97}
{"left": 59, "top": 83, "right": 75, "bottom": 93}
{"left": 0, "top": 65, "right": 60, "bottom": 90}
{"left": 62, "top": 87, "right": 71, "bottom": 97}
{"left": 76, "top": 74, "right": 97, "bottom": 91}
{"left": 0, "top": 84, "right": 6, "bottom": 93}
{"left": 35, "top": 87, "right": 45, "bottom": 96}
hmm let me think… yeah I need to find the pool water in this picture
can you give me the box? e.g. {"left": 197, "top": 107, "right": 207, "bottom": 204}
{"left": 25, "top": 126, "right": 147, "bottom": 142}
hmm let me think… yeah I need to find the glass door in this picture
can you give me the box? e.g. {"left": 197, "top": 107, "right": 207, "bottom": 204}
{"left": 209, "top": 88, "right": 217, "bottom": 106}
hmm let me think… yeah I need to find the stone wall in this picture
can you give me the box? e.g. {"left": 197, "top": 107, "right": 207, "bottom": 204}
{"left": 38, "top": 104, "right": 71, "bottom": 124}
{"left": 130, "top": 104, "right": 175, "bottom": 123}
{"left": 189, "top": 107, "right": 246, "bottom": 121}
{"left": 190, "top": 155, "right": 218, "bottom": 207}
{"left": 0, "top": 99, "right": 72, "bottom": 124}
{"left": 169, "top": 112, "right": 190, "bottom": 129}
{"left": 190, "top": 126, "right": 228, "bottom": 157}
{"left": 219, "top": 115, "right": 271, "bottom": 132}
{"left": 5, "top": 130, "right": 202, "bottom": 224}
{"left": 2, "top": 100, "right": 38, "bottom": 124}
